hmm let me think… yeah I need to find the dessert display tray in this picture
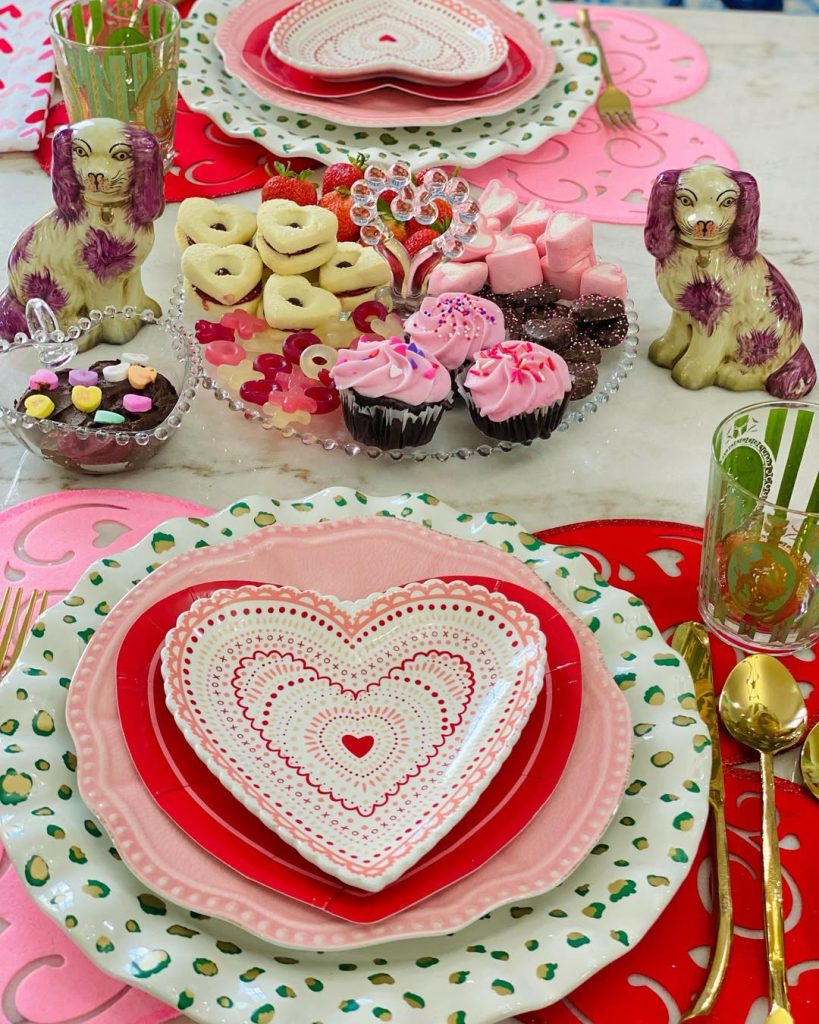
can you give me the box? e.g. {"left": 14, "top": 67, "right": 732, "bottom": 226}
{"left": 180, "top": 286, "right": 639, "bottom": 462}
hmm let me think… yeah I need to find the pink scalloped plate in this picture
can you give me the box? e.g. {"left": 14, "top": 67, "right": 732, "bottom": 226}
{"left": 267, "top": 0, "right": 508, "bottom": 82}
{"left": 244, "top": 10, "right": 533, "bottom": 102}
{"left": 216, "top": 0, "right": 556, "bottom": 128}
{"left": 67, "top": 519, "right": 632, "bottom": 948}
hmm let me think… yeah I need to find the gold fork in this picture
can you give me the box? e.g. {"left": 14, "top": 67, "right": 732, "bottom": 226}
{"left": 578, "top": 8, "right": 638, "bottom": 130}
{"left": 0, "top": 588, "right": 49, "bottom": 678}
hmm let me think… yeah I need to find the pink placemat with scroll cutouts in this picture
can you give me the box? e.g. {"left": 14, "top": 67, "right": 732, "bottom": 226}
{"left": 0, "top": 490, "right": 209, "bottom": 1024}
{"left": 464, "top": 7, "right": 736, "bottom": 225}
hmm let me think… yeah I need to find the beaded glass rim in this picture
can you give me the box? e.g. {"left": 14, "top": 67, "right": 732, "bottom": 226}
{"left": 183, "top": 281, "right": 639, "bottom": 462}
{"left": 0, "top": 295, "right": 202, "bottom": 448}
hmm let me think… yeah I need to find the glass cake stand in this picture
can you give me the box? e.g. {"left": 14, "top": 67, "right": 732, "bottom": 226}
{"left": 176, "top": 283, "right": 639, "bottom": 463}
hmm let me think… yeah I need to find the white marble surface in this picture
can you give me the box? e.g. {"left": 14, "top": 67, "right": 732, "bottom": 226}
{"left": 1, "top": 8, "right": 818, "bottom": 537}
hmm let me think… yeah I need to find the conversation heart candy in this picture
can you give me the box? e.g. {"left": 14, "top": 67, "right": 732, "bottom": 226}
{"left": 121, "top": 351, "right": 150, "bottom": 365}
{"left": 93, "top": 410, "right": 126, "bottom": 425}
{"left": 123, "top": 393, "right": 153, "bottom": 413}
{"left": 102, "top": 362, "right": 129, "bottom": 383}
{"left": 24, "top": 394, "right": 55, "bottom": 418}
{"left": 71, "top": 385, "right": 102, "bottom": 412}
{"left": 68, "top": 368, "right": 99, "bottom": 387}
{"left": 127, "top": 365, "right": 158, "bottom": 389}
{"left": 28, "top": 369, "right": 59, "bottom": 391}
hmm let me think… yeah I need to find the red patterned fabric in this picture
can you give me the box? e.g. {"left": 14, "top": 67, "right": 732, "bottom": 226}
{"left": 521, "top": 520, "right": 818, "bottom": 1024}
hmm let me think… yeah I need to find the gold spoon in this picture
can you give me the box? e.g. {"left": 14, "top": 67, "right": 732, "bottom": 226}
{"left": 801, "top": 720, "right": 819, "bottom": 799}
{"left": 719, "top": 655, "right": 808, "bottom": 1024}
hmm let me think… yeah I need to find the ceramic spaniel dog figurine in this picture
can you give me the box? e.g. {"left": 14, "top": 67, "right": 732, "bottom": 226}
{"left": 645, "top": 164, "right": 815, "bottom": 398}
{"left": 0, "top": 117, "right": 164, "bottom": 350}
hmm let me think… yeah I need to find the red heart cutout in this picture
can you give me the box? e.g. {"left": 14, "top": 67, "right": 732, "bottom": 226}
{"left": 342, "top": 734, "right": 374, "bottom": 759}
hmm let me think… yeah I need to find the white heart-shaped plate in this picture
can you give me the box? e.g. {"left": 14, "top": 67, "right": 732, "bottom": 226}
{"left": 162, "top": 579, "right": 547, "bottom": 890}
{"left": 268, "top": 0, "right": 509, "bottom": 82}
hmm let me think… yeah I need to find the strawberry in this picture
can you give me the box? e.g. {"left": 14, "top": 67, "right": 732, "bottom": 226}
{"left": 407, "top": 198, "right": 452, "bottom": 237}
{"left": 383, "top": 215, "right": 409, "bottom": 245}
{"left": 376, "top": 191, "right": 408, "bottom": 244}
{"left": 321, "top": 154, "right": 367, "bottom": 195}
{"left": 319, "top": 188, "right": 359, "bottom": 242}
{"left": 261, "top": 162, "right": 317, "bottom": 206}
{"left": 405, "top": 228, "right": 439, "bottom": 258}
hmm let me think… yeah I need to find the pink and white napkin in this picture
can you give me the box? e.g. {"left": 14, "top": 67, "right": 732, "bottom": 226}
{"left": 0, "top": 3, "right": 55, "bottom": 152}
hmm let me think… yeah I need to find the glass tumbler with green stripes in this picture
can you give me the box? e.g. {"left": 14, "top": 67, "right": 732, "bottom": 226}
{"left": 699, "top": 400, "right": 819, "bottom": 653}
{"left": 50, "top": 0, "right": 180, "bottom": 170}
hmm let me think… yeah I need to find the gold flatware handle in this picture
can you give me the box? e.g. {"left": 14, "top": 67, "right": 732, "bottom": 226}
{"left": 577, "top": 7, "right": 614, "bottom": 86}
{"left": 672, "top": 623, "right": 733, "bottom": 1020}
{"left": 760, "top": 750, "right": 791, "bottom": 1015}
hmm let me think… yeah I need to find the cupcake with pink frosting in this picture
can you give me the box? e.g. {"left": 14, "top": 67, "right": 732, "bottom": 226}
{"left": 331, "top": 336, "right": 453, "bottom": 449}
{"left": 403, "top": 292, "right": 505, "bottom": 374}
{"left": 459, "top": 340, "right": 572, "bottom": 443}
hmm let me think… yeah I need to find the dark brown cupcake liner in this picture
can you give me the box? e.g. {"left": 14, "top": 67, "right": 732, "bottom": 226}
{"left": 340, "top": 389, "right": 452, "bottom": 450}
{"left": 456, "top": 369, "right": 570, "bottom": 443}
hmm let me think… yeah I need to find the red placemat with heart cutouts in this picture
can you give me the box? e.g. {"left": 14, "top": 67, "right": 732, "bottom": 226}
{"left": 521, "top": 519, "right": 818, "bottom": 1024}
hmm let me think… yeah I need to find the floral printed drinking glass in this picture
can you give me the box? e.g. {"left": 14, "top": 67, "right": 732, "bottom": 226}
{"left": 50, "top": 0, "right": 180, "bottom": 169}
{"left": 699, "top": 400, "right": 819, "bottom": 653}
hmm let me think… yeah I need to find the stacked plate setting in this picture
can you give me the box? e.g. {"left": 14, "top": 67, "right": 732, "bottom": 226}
{"left": 180, "top": 0, "right": 603, "bottom": 167}
{"left": 0, "top": 489, "right": 709, "bottom": 1023}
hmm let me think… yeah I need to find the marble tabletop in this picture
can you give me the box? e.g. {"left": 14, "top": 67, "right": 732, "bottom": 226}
{"left": 1, "top": 7, "right": 817, "bottom": 538}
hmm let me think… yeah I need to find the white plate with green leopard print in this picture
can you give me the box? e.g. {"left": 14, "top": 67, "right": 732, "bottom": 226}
{"left": 0, "top": 491, "right": 708, "bottom": 1024}
{"left": 178, "top": 0, "right": 602, "bottom": 169}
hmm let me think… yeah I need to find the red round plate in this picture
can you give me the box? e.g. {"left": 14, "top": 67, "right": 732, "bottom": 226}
{"left": 117, "top": 575, "right": 582, "bottom": 923}
{"left": 242, "top": 8, "right": 533, "bottom": 102}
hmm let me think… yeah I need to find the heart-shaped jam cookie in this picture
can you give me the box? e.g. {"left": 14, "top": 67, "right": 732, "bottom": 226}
{"left": 256, "top": 199, "right": 338, "bottom": 275}
{"left": 175, "top": 197, "right": 257, "bottom": 250}
{"left": 162, "top": 580, "right": 546, "bottom": 890}
{"left": 262, "top": 273, "right": 341, "bottom": 341}
{"left": 319, "top": 242, "right": 392, "bottom": 311}
{"left": 181, "top": 243, "right": 263, "bottom": 311}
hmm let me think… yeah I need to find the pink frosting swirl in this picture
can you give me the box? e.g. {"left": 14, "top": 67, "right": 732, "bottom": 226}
{"left": 331, "top": 336, "right": 452, "bottom": 406}
{"left": 403, "top": 293, "right": 505, "bottom": 370}
{"left": 464, "top": 341, "right": 572, "bottom": 421}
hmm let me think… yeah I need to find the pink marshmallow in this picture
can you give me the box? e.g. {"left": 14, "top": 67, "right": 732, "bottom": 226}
{"left": 580, "top": 262, "right": 629, "bottom": 303}
{"left": 453, "top": 214, "right": 496, "bottom": 262}
{"left": 479, "top": 179, "right": 519, "bottom": 229}
{"left": 543, "top": 212, "right": 595, "bottom": 272}
{"left": 510, "top": 200, "right": 553, "bottom": 242}
{"left": 427, "top": 260, "right": 488, "bottom": 296}
{"left": 486, "top": 216, "right": 502, "bottom": 232}
{"left": 486, "top": 234, "right": 542, "bottom": 294}
{"left": 547, "top": 255, "right": 596, "bottom": 299}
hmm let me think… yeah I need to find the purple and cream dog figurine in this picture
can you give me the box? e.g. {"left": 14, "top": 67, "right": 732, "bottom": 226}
{"left": 0, "top": 117, "right": 164, "bottom": 351}
{"left": 645, "top": 164, "right": 815, "bottom": 398}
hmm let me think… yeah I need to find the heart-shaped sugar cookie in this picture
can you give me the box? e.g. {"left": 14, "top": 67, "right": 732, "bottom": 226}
{"left": 176, "top": 197, "right": 257, "bottom": 250}
{"left": 257, "top": 199, "right": 338, "bottom": 275}
{"left": 181, "top": 243, "right": 263, "bottom": 306}
{"left": 262, "top": 273, "right": 341, "bottom": 339}
{"left": 319, "top": 243, "right": 391, "bottom": 311}
{"left": 162, "top": 580, "right": 546, "bottom": 890}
